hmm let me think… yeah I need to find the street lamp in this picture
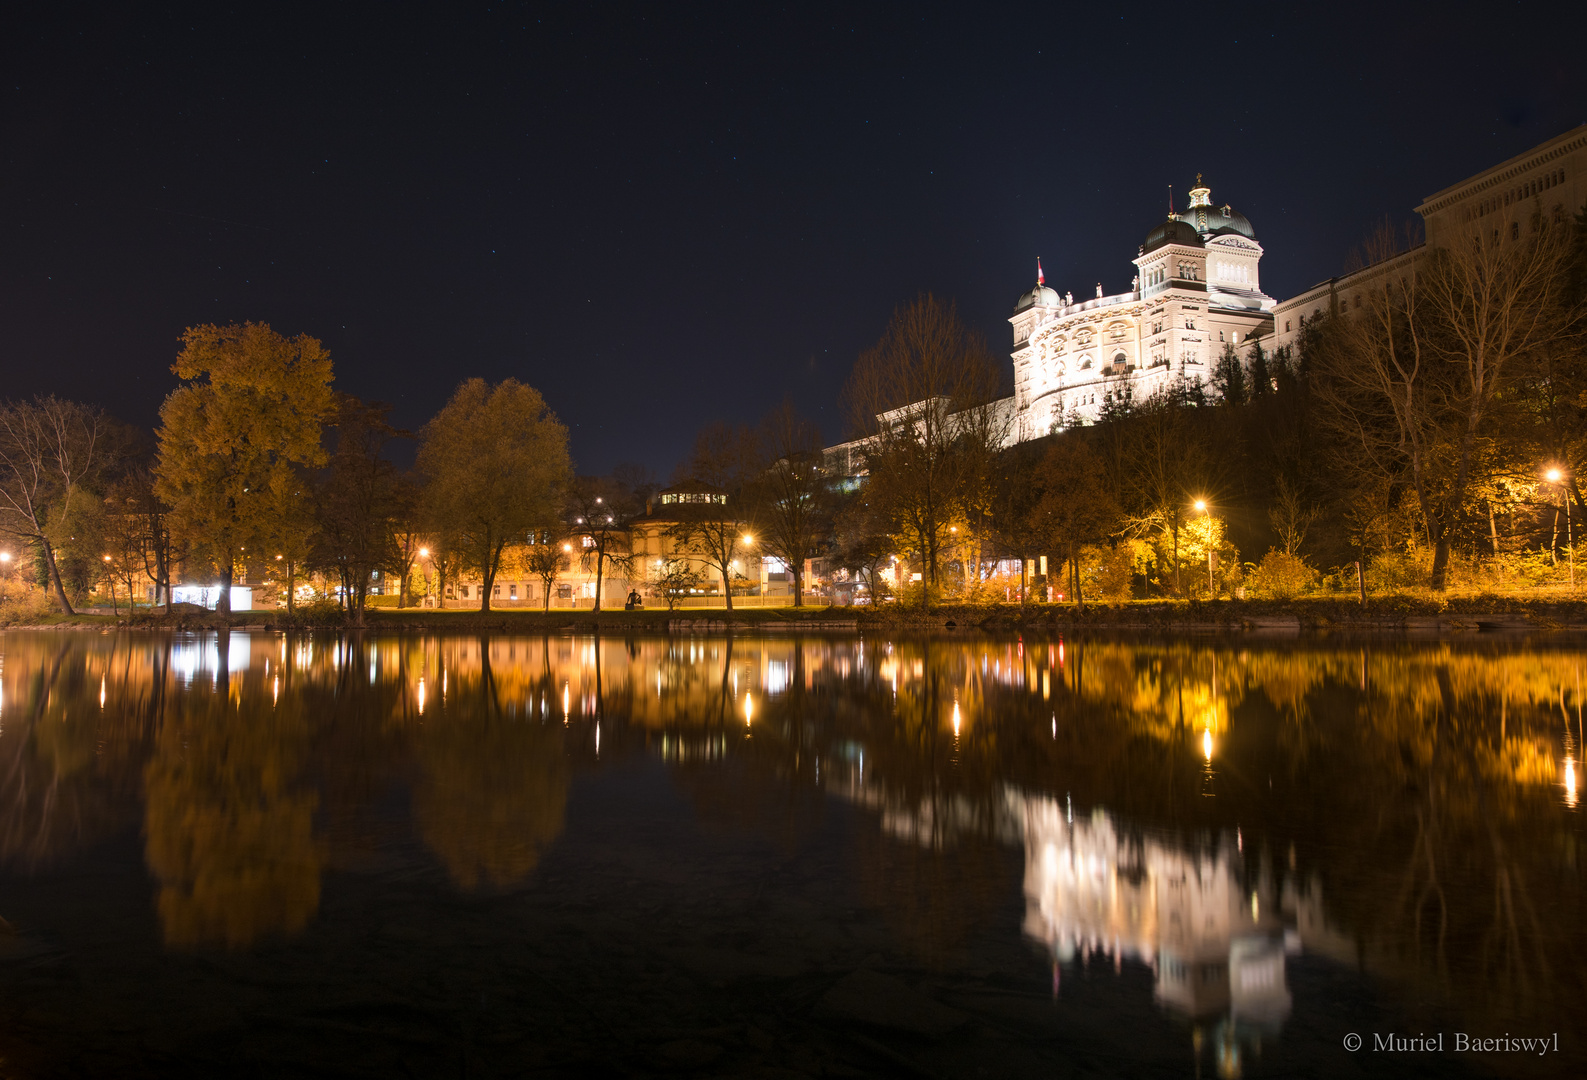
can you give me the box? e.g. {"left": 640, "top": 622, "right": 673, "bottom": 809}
{"left": 1547, "top": 467, "right": 1574, "bottom": 587}
{"left": 1194, "top": 499, "right": 1213, "bottom": 598}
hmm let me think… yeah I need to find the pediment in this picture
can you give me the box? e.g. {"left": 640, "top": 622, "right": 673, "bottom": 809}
{"left": 1208, "top": 235, "right": 1260, "bottom": 252}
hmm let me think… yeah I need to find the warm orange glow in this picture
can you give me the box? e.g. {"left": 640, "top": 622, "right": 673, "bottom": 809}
{"left": 742, "top": 534, "right": 754, "bottom": 545}
{"left": 1546, "top": 468, "right": 1564, "bottom": 484}
{"left": 418, "top": 547, "right": 429, "bottom": 557}
{"left": 1202, "top": 728, "right": 1214, "bottom": 761}
{"left": 1193, "top": 499, "right": 1207, "bottom": 513}
{"left": 562, "top": 543, "right": 572, "bottom": 552}
{"left": 102, "top": 554, "right": 111, "bottom": 562}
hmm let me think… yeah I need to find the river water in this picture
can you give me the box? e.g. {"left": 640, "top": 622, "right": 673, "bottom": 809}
{"left": 0, "top": 630, "right": 1581, "bottom": 1078}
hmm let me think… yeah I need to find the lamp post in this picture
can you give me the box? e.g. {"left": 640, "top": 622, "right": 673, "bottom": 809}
{"left": 1194, "top": 499, "right": 1214, "bottom": 598}
{"left": 1547, "top": 468, "right": 1574, "bottom": 588}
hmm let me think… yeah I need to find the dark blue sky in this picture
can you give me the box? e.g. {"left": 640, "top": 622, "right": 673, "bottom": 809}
{"left": 3, "top": 1, "right": 1585, "bottom": 474}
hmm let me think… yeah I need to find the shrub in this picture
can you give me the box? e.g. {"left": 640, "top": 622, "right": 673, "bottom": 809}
{"left": 1364, "top": 548, "right": 1430, "bottom": 591}
{"left": 1245, "top": 549, "right": 1319, "bottom": 600}
{"left": 0, "top": 582, "right": 56, "bottom": 625}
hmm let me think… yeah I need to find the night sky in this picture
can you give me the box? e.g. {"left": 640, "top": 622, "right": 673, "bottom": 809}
{"left": 4, "top": 2, "right": 1585, "bottom": 475}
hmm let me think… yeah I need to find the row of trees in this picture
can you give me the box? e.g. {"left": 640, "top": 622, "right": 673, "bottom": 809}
{"left": 0, "top": 323, "right": 577, "bottom": 618}
{"left": 5, "top": 201, "right": 1582, "bottom": 613}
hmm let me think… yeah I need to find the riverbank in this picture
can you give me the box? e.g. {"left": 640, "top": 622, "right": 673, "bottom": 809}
{"left": 11, "top": 593, "right": 1587, "bottom": 633}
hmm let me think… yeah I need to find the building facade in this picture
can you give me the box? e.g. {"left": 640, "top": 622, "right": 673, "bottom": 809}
{"left": 1272, "top": 123, "right": 1587, "bottom": 355}
{"left": 1009, "top": 179, "right": 1276, "bottom": 439}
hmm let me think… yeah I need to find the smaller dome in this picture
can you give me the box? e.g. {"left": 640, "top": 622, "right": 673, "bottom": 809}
{"left": 1015, "top": 283, "right": 1061, "bottom": 312}
{"left": 1141, "top": 217, "right": 1204, "bottom": 254}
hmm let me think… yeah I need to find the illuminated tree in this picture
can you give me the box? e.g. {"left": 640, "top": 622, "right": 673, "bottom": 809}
{"left": 311, "top": 395, "right": 406, "bottom": 622}
{"left": 0, "top": 397, "right": 116, "bottom": 614}
{"left": 154, "top": 323, "right": 335, "bottom": 614}
{"left": 417, "top": 379, "right": 570, "bottom": 612}
{"left": 1313, "top": 216, "right": 1587, "bottom": 588}
{"left": 748, "top": 400, "right": 831, "bottom": 607}
{"left": 565, "top": 475, "right": 636, "bottom": 612}
{"left": 843, "top": 294, "right": 1009, "bottom": 602}
{"left": 666, "top": 423, "right": 759, "bottom": 611}
{"left": 524, "top": 537, "right": 569, "bottom": 611}
{"left": 1031, "top": 436, "right": 1121, "bottom": 607}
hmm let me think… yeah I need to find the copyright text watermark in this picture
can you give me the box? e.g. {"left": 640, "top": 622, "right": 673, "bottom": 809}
{"left": 1342, "top": 1032, "right": 1560, "bottom": 1056}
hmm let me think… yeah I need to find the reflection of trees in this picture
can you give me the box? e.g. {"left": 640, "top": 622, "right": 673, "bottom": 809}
{"left": 0, "top": 636, "right": 155, "bottom": 867}
{"left": 143, "top": 664, "right": 321, "bottom": 949}
{"left": 412, "top": 639, "right": 569, "bottom": 890}
{"left": 641, "top": 635, "right": 1587, "bottom": 1034}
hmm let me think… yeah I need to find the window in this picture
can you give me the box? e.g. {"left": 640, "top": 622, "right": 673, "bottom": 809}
{"left": 509, "top": 583, "right": 517, "bottom": 599}
{"left": 582, "top": 535, "right": 596, "bottom": 548}
{"left": 460, "top": 585, "right": 470, "bottom": 599}
{"left": 1284, "top": 320, "right": 1291, "bottom": 333}
{"left": 493, "top": 583, "right": 501, "bottom": 598}
{"left": 1511, "top": 221, "right": 1520, "bottom": 241}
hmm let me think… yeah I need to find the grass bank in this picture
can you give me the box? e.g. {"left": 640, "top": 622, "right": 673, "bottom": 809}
{"left": 11, "top": 591, "right": 1587, "bottom": 634}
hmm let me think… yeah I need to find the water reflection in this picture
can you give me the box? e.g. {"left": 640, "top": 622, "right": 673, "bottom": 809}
{"left": 0, "top": 630, "right": 1582, "bottom": 1063}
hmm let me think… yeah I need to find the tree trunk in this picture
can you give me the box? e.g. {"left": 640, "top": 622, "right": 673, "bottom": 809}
{"left": 217, "top": 560, "right": 233, "bottom": 615}
{"left": 286, "top": 559, "right": 297, "bottom": 613}
{"left": 593, "top": 548, "right": 604, "bottom": 613}
{"left": 1488, "top": 501, "right": 1500, "bottom": 556}
{"left": 792, "top": 565, "right": 803, "bottom": 608}
{"left": 1429, "top": 533, "right": 1452, "bottom": 591}
{"left": 1171, "top": 515, "right": 1181, "bottom": 596}
{"left": 721, "top": 564, "right": 734, "bottom": 611}
{"left": 42, "top": 540, "right": 75, "bottom": 615}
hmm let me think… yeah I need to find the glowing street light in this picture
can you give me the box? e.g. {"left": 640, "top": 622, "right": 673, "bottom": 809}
{"left": 742, "top": 534, "right": 754, "bottom": 545}
{"left": 418, "top": 547, "right": 430, "bottom": 557}
{"left": 1194, "top": 499, "right": 1214, "bottom": 598}
{"left": 1545, "top": 467, "right": 1574, "bottom": 588}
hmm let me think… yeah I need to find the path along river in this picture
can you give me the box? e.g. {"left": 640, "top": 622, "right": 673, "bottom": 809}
{"left": 0, "top": 630, "right": 1582, "bottom": 1078}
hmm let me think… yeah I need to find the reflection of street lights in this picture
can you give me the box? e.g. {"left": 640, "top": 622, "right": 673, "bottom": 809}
{"left": 1547, "top": 467, "right": 1574, "bottom": 588}
{"left": 1193, "top": 499, "right": 1214, "bottom": 598}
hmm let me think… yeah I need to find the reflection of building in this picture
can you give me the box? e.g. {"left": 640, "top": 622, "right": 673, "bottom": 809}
{"left": 1015, "top": 797, "right": 1297, "bottom": 1028}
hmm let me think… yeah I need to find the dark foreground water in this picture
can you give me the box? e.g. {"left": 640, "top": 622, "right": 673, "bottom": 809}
{"left": 0, "top": 631, "right": 1582, "bottom": 1079}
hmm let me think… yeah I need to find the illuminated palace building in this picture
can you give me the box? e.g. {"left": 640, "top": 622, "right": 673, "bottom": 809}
{"left": 825, "top": 124, "right": 1587, "bottom": 465}
{"left": 1009, "top": 178, "right": 1277, "bottom": 438}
